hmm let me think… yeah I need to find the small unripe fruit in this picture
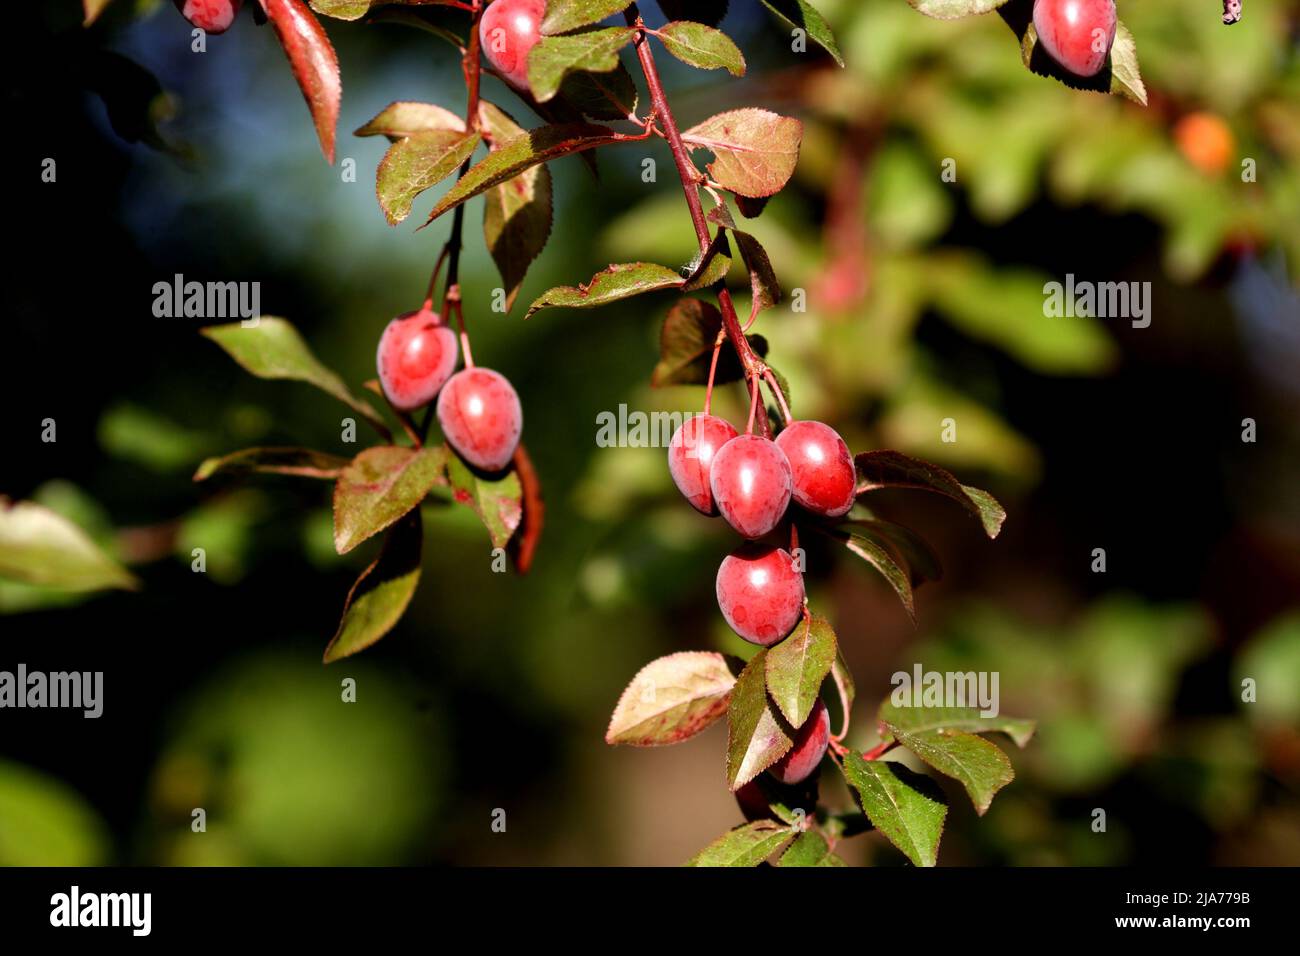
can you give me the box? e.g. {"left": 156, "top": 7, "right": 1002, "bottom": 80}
{"left": 437, "top": 367, "right": 523, "bottom": 472}
{"left": 774, "top": 420, "right": 856, "bottom": 518}
{"left": 667, "top": 414, "right": 739, "bottom": 516}
{"left": 173, "top": 0, "right": 243, "bottom": 34}
{"left": 769, "top": 699, "right": 830, "bottom": 786}
{"left": 1032, "top": 0, "right": 1117, "bottom": 78}
{"left": 376, "top": 307, "right": 459, "bottom": 412}
{"left": 709, "top": 435, "right": 793, "bottom": 539}
{"left": 1174, "top": 112, "right": 1235, "bottom": 176}
{"left": 479, "top": 0, "right": 545, "bottom": 91}
{"left": 716, "top": 545, "right": 804, "bottom": 646}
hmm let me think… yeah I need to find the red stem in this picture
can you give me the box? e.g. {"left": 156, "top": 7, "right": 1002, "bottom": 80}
{"left": 626, "top": 5, "right": 770, "bottom": 437}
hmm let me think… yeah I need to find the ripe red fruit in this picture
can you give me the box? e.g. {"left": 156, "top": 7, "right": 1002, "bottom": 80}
{"left": 667, "top": 414, "right": 739, "bottom": 516}
{"left": 709, "top": 435, "right": 793, "bottom": 539}
{"left": 376, "top": 307, "right": 459, "bottom": 412}
{"left": 479, "top": 0, "right": 546, "bottom": 91}
{"left": 436, "top": 367, "right": 523, "bottom": 472}
{"left": 716, "top": 545, "right": 804, "bottom": 646}
{"left": 774, "top": 420, "right": 856, "bottom": 518}
{"left": 1032, "top": 0, "right": 1117, "bottom": 77}
{"left": 173, "top": 0, "right": 243, "bottom": 34}
{"left": 769, "top": 699, "right": 830, "bottom": 786}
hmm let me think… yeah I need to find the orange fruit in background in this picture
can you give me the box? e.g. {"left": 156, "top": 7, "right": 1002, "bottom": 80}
{"left": 1174, "top": 112, "right": 1236, "bottom": 176}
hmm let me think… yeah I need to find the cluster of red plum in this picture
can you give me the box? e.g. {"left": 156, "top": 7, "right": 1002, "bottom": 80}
{"left": 377, "top": 306, "right": 522, "bottom": 472}
{"left": 667, "top": 411, "right": 857, "bottom": 784}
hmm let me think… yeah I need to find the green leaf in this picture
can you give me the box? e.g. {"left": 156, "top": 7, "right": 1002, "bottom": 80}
{"left": 480, "top": 103, "right": 554, "bottom": 312}
{"left": 605, "top": 651, "right": 738, "bottom": 746}
{"left": 681, "top": 232, "right": 732, "bottom": 291}
{"left": 778, "top": 829, "right": 846, "bottom": 867}
{"left": 527, "top": 27, "right": 636, "bottom": 103}
{"left": 524, "top": 262, "right": 684, "bottom": 318}
{"left": 200, "top": 318, "right": 389, "bottom": 439}
{"left": 727, "top": 651, "right": 794, "bottom": 790}
{"left": 323, "top": 510, "right": 422, "bottom": 663}
{"left": 839, "top": 518, "right": 943, "bottom": 587}
{"left": 841, "top": 753, "right": 947, "bottom": 867}
{"left": 878, "top": 702, "right": 1038, "bottom": 749}
{"left": 558, "top": 62, "right": 639, "bottom": 120}
{"left": 854, "top": 450, "right": 1006, "bottom": 539}
{"left": 333, "top": 446, "right": 448, "bottom": 555}
{"left": 681, "top": 109, "right": 803, "bottom": 199}
{"left": 657, "top": 21, "right": 746, "bottom": 76}
{"left": 194, "top": 447, "right": 350, "bottom": 482}
{"left": 758, "top": 0, "right": 843, "bottom": 67}
{"left": 841, "top": 532, "right": 915, "bottom": 620}
{"left": 0, "top": 761, "right": 110, "bottom": 866}
{"left": 542, "top": 0, "right": 632, "bottom": 35}
{"left": 1236, "top": 613, "right": 1300, "bottom": 728}
{"left": 445, "top": 448, "right": 523, "bottom": 549}
{"left": 765, "top": 614, "right": 836, "bottom": 727}
{"left": 829, "top": 646, "right": 855, "bottom": 725}
{"left": 885, "top": 724, "right": 1015, "bottom": 815}
{"left": 908, "top": 0, "right": 1011, "bottom": 18}
{"left": 309, "top": 0, "right": 375, "bottom": 19}
{"left": 0, "top": 498, "right": 138, "bottom": 592}
{"left": 422, "top": 123, "right": 625, "bottom": 226}
{"left": 651, "top": 298, "right": 767, "bottom": 387}
{"left": 1000, "top": 1, "right": 1147, "bottom": 106}
{"left": 266, "top": 0, "right": 341, "bottom": 163}
{"left": 355, "top": 101, "right": 466, "bottom": 141}
{"left": 687, "top": 820, "right": 792, "bottom": 866}
{"left": 378, "top": 129, "right": 481, "bottom": 225}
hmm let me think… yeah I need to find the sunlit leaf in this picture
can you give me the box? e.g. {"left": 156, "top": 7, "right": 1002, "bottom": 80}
{"left": 195, "top": 447, "right": 349, "bottom": 482}
{"left": 266, "top": 0, "right": 342, "bottom": 162}
{"left": 727, "top": 651, "right": 794, "bottom": 790}
{"left": 681, "top": 109, "right": 803, "bottom": 198}
{"left": 841, "top": 753, "right": 946, "bottom": 867}
{"left": 765, "top": 614, "right": 836, "bottom": 727}
{"left": 378, "top": 129, "right": 481, "bottom": 225}
{"left": 886, "top": 723, "right": 1015, "bottom": 814}
{"left": 323, "top": 510, "right": 423, "bottom": 663}
{"left": 480, "top": 103, "right": 554, "bottom": 311}
{"left": 758, "top": 0, "right": 843, "bottom": 66}
{"left": 657, "top": 21, "right": 746, "bottom": 76}
{"left": 333, "top": 446, "right": 448, "bottom": 554}
{"left": 445, "top": 448, "right": 523, "bottom": 549}
{"left": 524, "top": 262, "right": 684, "bottom": 318}
{"left": 541, "top": 0, "right": 633, "bottom": 35}
{"left": 687, "top": 820, "right": 791, "bottom": 866}
{"left": 606, "top": 651, "right": 738, "bottom": 746}
{"left": 0, "top": 499, "right": 137, "bottom": 592}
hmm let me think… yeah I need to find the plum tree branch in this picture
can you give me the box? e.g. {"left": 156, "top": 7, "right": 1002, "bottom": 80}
{"left": 625, "top": 4, "right": 771, "bottom": 437}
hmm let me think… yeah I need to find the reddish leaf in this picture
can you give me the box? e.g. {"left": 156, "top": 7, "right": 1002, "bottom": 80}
{"left": 606, "top": 651, "right": 738, "bottom": 746}
{"left": 682, "top": 108, "right": 802, "bottom": 198}
{"left": 508, "top": 442, "right": 545, "bottom": 574}
{"left": 323, "top": 510, "right": 422, "bottom": 663}
{"left": 264, "top": 0, "right": 341, "bottom": 163}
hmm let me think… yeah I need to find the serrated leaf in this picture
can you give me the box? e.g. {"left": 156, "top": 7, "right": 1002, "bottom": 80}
{"left": 333, "top": 446, "right": 448, "bottom": 554}
{"left": 200, "top": 318, "right": 389, "bottom": 437}
{"left": 732, "top": 229, "right": 781, "bottom": 316}
{"left": 445, "top": 448, "right": 523, "bottom": 549}
{"left": 542, "top": 0, "right": 632, "bottom": 35}
{"left": 682, "top": 109, "right": 802, "bottom": 198}
{"left": 266, "top": 0, "right": 341, "bottom": 163}
{"left": 323, "top": 510, "right": 422, "bottom": 663}
{"left": 378, "top": 129, "right": 481, "bottom": 225}
{"left": 841, "top": 753, "right": 946, "bottom": 867}
{"left": 1000, "top": 1, "right": 1146, "bottom": 106}
{"left": 765, "top": 614, "right": 836, "bottom": 727}
{"left": 524, "top": 262, "right": 684, "bottom": 318}
{"left": 854, "top": 450, "right": 1006, "bottom": 538}
{"left": 778, "top": 829, "right": 845, "bottom": 866}
{"left": 0, "top": 499, "right": 138, "bottom": 592}
{"left": 758, "top": 0, "right": 843, "bottom": 67}
{"left": 527, "top": 27, "right": 636, "bottom": 103}
{"left": 480, "top": 103, "right": 554, "bottom": 311}
{"left": 423, "top": 122, "right": 624, "bottom": 225}
{"left": 829, "top": 646, "right": 855, "bottom": 735}
{"left": 885, "top": 724, "right": 1014, "bottom": 815}
{"left": 687, "top": 820, "right": 791, "bottom": 866}
{"left": 727, "top": 651, "right": 794, "bottom": 790}
{"left": 194, "top": 447, "right": 349, "bottom": 482}
{"left": 651, "top": 298, "right": 767, "bottom": 387}
{"left": 355, "top": 101, "right": 466, "bottom": 141}
{"left": 558, "top": 62, "right": 639, "bottom": 120}
{"left": 840, "top": 518, "right": 942, "bottom": 587}
{"left": 605, "top": 651, "right": 737, "bottom": 746}
{"left": 908, "top": 0, "right": 1011, "bottom": 18}
{"left": 878, "top": 703, "right": 1037, "bottom": 749}
{"left": 657, "top": 21, "right": 746, "bottom": 76}
{"left": 842, "top": 532, "right": 915, "bottom": 620}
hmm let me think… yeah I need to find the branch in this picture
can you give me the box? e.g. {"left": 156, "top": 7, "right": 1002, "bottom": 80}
{"left": 625, "top": 4, "right": 771, "bottom": 437}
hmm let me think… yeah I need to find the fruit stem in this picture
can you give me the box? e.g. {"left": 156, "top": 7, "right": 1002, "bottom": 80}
{"left": 763, "top": 368, "right": 793, "bottom": 425}
{"left": 626, "top": 4, "right": 770, "bottom": 437}
{"left": 744, "top": 368, "right": 761, "bottom": 435}
{"left": 861, "top": 739, "right": 897, "bottom": 762}
{"left": 702, "top": 329, "right": 724, "bottom": 415}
